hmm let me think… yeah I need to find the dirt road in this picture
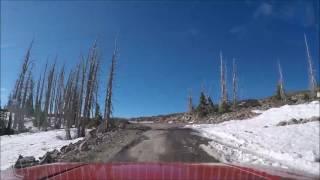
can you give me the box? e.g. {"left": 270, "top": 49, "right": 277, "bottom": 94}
{"left": 109, "top": 123, "right": 218, "bottom": 163}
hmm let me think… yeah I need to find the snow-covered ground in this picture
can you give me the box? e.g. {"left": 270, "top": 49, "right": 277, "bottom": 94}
{"left": 188, "top": 101, "right": 320, "bottom": 177}
{"left": 0, "top": 128, "right": 83, "bottom": 170}
{"left": 24, "top": 117, "right": 39, "bottom": 132}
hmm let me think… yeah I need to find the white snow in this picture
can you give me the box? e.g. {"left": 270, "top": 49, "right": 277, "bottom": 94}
{"left": 251, "top": 109, "right": 265, "bottom": 114}
{"left": 0, "top": 128, "right": 83, "bottom": 170}
{"left": 23, "top": 117, "right": 39, "bottom": 133}
{"left": 188, "top": 101, "right": 320, "bottom": 176}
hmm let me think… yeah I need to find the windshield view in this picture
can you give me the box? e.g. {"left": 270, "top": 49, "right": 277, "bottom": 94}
{"left": 0, "top": 0, "right": 319, "bottom": 179}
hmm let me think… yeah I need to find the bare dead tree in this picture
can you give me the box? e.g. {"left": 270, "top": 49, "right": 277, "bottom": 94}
{"left": 104, "top": 39, "right": 118, "bottom": 130}
{"left": 277, "top": 60, "right": 286, "bottom": 101}
{"left": 34, "top": 75, "right": 41, "bottom": 127}
{"left": 49, "top": 72, "right": 58, "bottom": 117}
{"left": 11, "top": 42, "right": 33, "bottom": 130}
{"left": 91, "top": 52, "right": 100, "bottom": 120}
{"left": 26, "top": 76, "right": 35, "bottom": 117}
{"left": 219, "top": 51, "right": 229, "bottom": 113}
{"left": 304, "top": 33, "right": 317, "bottom": 98}
{"left": 224, "top": 61, "right": 228, "bottom": 102}
{"left": 94, "top": 88, "right": 101, "bottom": 119}
{"left": 219, "top": 52, "right": 227, "bottom": 102}
{"left": 232, "top": 59, "right": 238, "bottom": 108}
{"left": 187, "top": 89, "right": 194, "bottom": 113}
{"left": 17, "top": 70, "right": 32, "bottom": 131}
{"left": 72, "top": 63, "right": 81, "bottom": 128}
{"left": 36, "top": 61, "right": 48, "bottom": 130}
{"left": 64, "top": 70, "right": 76, "bottom": 140}
{"left": 13, "top": 41, "right": 33, "bottom": 100}
{"left": 43, "top": 62, "right": 56, "bottom": 131}
{"left": 77, "top": 57, "right": 88, "bottom": 136}
{"left": 81, "top": 42, "right": 100, "bottom": 137}
{"left": 35, "top": 76, "right": 41, "bottom": 108}
{"left": 54, "top": 66, "right": 65, "bottom": 129}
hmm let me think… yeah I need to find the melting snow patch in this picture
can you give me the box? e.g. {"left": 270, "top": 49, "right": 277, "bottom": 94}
{"left": 188, "top": 101, "right": 320, "bottom": 176}
{"left": 0, "top": 128, "right": 83, "bottom": 170}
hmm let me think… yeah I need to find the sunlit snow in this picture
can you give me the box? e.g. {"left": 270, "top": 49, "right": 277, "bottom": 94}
{"left": 188, "top": 101, "right": 320, "bottom": 176}
{"left": 0, "top": 128, "right": 83, "bottom": 170}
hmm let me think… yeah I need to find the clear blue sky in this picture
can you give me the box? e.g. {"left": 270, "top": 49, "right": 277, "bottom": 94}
{"left": 1, "top": 0, "right": 319, "bottom": 117}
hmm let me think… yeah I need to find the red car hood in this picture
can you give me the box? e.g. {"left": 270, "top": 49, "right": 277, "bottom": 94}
{"left": 0, "top": 162, "right": 314, "bottom": 180}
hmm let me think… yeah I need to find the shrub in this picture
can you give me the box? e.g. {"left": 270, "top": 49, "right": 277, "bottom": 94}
{"left": 218, "top": 101, "right": 230, "bottom": 113}
{"left": 303, "top": 93, "right": 309, "bottom": 101}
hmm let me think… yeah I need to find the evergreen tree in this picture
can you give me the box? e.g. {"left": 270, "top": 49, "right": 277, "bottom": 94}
{"left": 207, "top": 96, "right": 216, "bottom": 113}
{"left": 196, "top": 92, "right": 208, "bottom": 117}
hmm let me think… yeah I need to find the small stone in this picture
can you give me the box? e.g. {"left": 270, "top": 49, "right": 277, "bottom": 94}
{"left": 14, "top": 155, "right": 39, "bottom": 168}
{"left": 79, "top": 141, "right": 89, "bottom": 151}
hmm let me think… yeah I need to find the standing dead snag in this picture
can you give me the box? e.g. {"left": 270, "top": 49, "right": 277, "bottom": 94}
{"left": 277, "top": 60, "right": 286, "bottom": 101}
{"left": 34, "top": 75, "right": 41, "bottom": 127}
{"left": 77, "top": 57, "right": 88, "bottom": 137}
{"left": 18, "top": 70, "right": 32, "bottom": 131}
{"left": 10, "top": 41, "right": 33, "bottom": 131}
{"left": 72, "top": 63, "right": 81, "bottom": 129}
{"left": 219, "top": 51, "right": 228, "bottom": 113}
{"left": 304, "top": 34, "right": 317, "bottom": 98}
{"left": 54, "top": 66, "right": 65, "bottom": 129}
{"left": 104, "top": 39, "right": 118, "bottom": 130}
{"left": 26, "top": 76, "right": 34, "bottom": 117}
{"left": 43, "top": 62, "right": 56, "bottom": 131}
{"left": 232, "top": 59, "right": 238, "bottom": 108}
{"left": 49, "top": 72, "right": 58, "bottom": 120}
{"left": 81, "top": 42, "right": 100, "bottom": 137}
{"left": 63, "top": 70, "right": 75, "bottom": 140}
{"left": 187, "top": 89, "right": 194, "bottom": 113}
{"left": 36, "top": 61, "right": 48, "bottom": 129}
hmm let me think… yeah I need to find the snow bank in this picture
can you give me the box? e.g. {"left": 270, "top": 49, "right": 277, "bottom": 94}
{"left": 188, "top": 101, "right": 320, "bottom": 176}
{"left": 0, "top": 128, "right": 83, "bottom": 170}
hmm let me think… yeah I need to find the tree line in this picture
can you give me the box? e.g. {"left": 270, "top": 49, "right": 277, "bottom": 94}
{"left": 190, "top": 34, "right": 318, "bottom": 118}
{"left": 3, "top": 40, "right": 117, "bottom": 138}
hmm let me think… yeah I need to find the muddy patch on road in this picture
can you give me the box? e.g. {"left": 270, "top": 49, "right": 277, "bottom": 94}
{"left": 161, "top": 128, "right": 218, "bottom": 162}
{"left": 111, "top": 128, "right": 219, "bottom": 163}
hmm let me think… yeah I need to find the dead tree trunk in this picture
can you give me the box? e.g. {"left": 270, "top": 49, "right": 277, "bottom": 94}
{"left": 72, "top": 63, "right": 81, "bottom": 128}
{"left": 6, "top": 112, "right": 13, "bottom": 134}
{"left": 232, "top": 59, "right": 238, "bottom": 108}
{"left": 304, "top": 33, "right": 317, "bottom": 98}
{"left": 277, "top": 60, "right": 286, "bottom": 101}
{"left": 54, "top": 66, "right": 65, "bottom": 129}
{"left": 187, "top": 89, "right": 194, "bottom": 113}
{"left": 11, "top": 41, "right": 33, "bottom": 131}
{"left": 34, "top": 75, "right": 41, "bottom": 127}
{"left": 219, "top": 51, "right": 228, "bottom": 112}
{"left": 77, "top": 57, "right": 88, "bottom": 136}
{"left": 18, "top": 71, "right": 32, "bottom": 131}
{"left": 36, "top": 61, "right": 48, "bottom": 130}
{"left": 81, "top": 42, "right": 99, "bottom": 137}
{"left": 26, "top": 76, "right": 34, "bottom": 117}
{"left": 43, "top": 62, "right": 56, "bottom": 131}
{"left": 49, "top": 72, "right": 57, "bottom": 118}
{"left": 104, "top": 40, "right": 118, "bottom": 130}
{"left": 64, "top": 71, "right": 75, "bottom": 140}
